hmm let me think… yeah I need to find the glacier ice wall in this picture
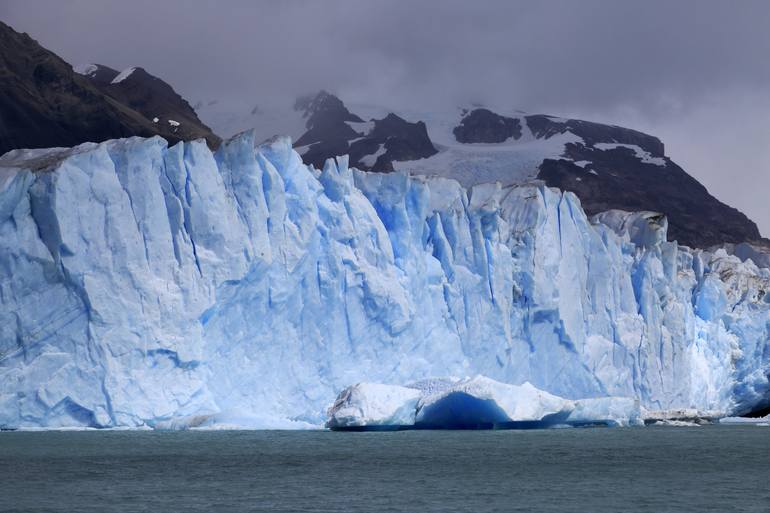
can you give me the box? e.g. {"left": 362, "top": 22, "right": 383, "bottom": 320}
{"left": 0, "top": 132, "right": 768, "bottom": 428}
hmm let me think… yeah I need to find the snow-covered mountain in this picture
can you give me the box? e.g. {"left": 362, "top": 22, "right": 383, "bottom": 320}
{"left": 197, "top": 91, "right": 764, "bottom": 249}
{"left": 1, "top": 133, "right": 768, "bottom": 429}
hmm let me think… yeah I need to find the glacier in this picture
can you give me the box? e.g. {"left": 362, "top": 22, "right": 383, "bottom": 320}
{"left": 0, "top": 132, "right": 769, "bottom": 429}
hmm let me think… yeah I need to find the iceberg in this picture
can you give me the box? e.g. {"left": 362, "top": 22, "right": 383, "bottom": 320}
{"left": 326, "top": 383, "right": 422, "bottom": 429}
{"left": 0, "top": 132, "right": 769, "bottom": 429}
{"left": 326, "top": 376, "right": 643, "bottom": 429}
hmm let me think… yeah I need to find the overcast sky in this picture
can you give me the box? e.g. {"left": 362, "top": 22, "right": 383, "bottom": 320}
{"left": 3, "top": 0, "right": 768, "bottom": 236}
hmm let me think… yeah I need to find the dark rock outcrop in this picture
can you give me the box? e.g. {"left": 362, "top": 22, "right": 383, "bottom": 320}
{"left": 348, "top": 113, "right": 437, "bottom": 171}
{"left": 76, "top": 63, "right": 120, "bottom": 86}
{"left": 454, "top": 108, "right": 522, "bottom": 143}
{"left": 86, "top": 66, "right": 220, "bottom": 148}
{"left": 294, "top": 92, "right": 436, "bottom": 171}
{"left": 0, "top": 21, "right": 219, "bottom": 156}
{"left": 294, "top": 90, "right": 363, "bottom": 147}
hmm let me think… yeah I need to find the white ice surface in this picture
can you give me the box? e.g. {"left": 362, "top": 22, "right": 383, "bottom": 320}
{"left": 0, "top": 133, "right": 768, "bottom": 429}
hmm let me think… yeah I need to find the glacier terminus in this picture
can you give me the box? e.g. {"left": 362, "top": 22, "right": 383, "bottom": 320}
{"left": 0, "top": 132, "right": 769, "bottom": 429}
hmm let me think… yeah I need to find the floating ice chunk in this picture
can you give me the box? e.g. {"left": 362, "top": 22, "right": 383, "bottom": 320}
{"left": 327, "top": 376, "right": 644, "bottom": 429}
{"left": 326, "top": 383, "right": 421, "bottom": 429}
{"left": 567, "top": 397, "right": 644, "bottom": 427}
{"left": 168, "top": 119, "right": 180, "bottom": 127}
{"left": 719, "top": 412, "right": 770, "bottom": 424}
{"left": 643, "top": 409, "right": 721, "bottom": 425}
{"left": 650, "top": 420, "right": 701, "bottom": 427}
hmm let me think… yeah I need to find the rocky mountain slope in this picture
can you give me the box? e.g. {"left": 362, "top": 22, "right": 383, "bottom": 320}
{"left": 527, "top": 115, "right": 762, "bottom": 248}
{"left": 0, "top": 21, "right": 219, "bottom": 156}
{"left": 76, "top": 63, "right": 220, "bottom": 148}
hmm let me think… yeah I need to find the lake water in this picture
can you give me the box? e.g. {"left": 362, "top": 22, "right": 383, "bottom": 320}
{"left": 1, "top": 425, "right": 768, "bottom": 512}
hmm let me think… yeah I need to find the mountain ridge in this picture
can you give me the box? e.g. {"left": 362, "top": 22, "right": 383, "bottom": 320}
{"left": 0, "top": 20, "right": 219, "bottom": 155}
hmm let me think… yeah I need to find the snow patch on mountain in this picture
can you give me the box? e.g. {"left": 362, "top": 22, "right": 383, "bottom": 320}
{"left": 111, "top": 67, "right": 137, "bottom": 84}
{"left": 359, "top": 143, "right": 385, "bottom": 168}
{"left": 73, "top": 63, "right": 98, "bottom": 76}
{"left": 594, "top": 143, "right": 666, "bottom": 166}
{"left": 345, "top": 120, "right": 375, "bottom": 135}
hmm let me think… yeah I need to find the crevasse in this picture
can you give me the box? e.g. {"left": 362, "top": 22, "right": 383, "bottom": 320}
{"left": 0, "top": 132, "right": 768, "bottom": 429}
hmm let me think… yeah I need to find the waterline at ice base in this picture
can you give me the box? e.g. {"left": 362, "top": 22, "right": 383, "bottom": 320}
{"left": 1, "top": 133, "right": 768, "bottom": 430}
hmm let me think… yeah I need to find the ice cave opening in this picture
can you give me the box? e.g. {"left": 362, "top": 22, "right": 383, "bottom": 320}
{"left": 413, "top": 392, "right": 577, "bottom": 430}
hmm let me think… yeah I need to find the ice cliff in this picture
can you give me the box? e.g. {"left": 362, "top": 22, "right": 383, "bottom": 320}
{"left": 1, "top": 132, "right": 768, "bottom": 429}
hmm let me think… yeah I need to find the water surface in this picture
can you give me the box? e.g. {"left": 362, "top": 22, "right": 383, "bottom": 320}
{"left": 1, "top": 426, "right": 768, "bottom": 512}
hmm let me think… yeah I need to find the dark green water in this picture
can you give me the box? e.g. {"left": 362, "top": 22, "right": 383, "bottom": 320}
{"left": 1, "top": 426, "right": 769, "bottom": 513}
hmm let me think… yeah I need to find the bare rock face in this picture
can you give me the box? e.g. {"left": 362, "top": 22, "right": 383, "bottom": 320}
{"left": 84, "top": 66, "right": 221, "bottom": 149}
{"left": 453, "top": 108, "right": 522, "bottom": 143}
{"left": 294, "top": 90, "right": 364, "bottom": 148}
{"left": 75, "top": 63, "right": 120, "bottom": 86}
{"left": 294, "top": 92, "right": 436, "bottom": 171}
{"left": 0, "top": 21, "right": 220, "bottom": 156}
